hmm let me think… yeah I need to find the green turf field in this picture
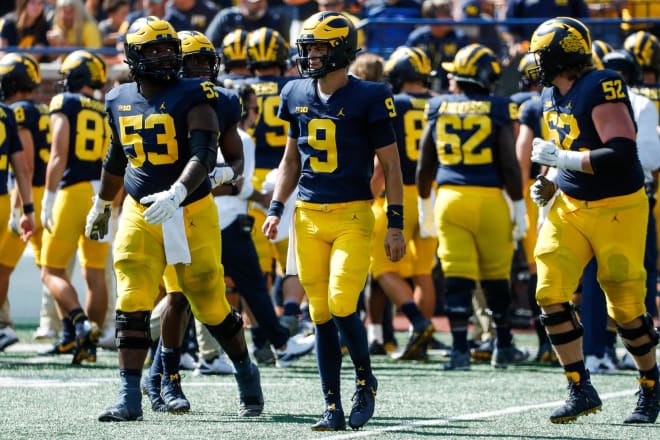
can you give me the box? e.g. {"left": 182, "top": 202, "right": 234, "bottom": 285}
{"left": 1, "top": 321, "right": 658, "bottom": 439}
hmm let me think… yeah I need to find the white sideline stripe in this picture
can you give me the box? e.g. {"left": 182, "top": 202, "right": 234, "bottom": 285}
{"left": 321, "top": 389, "right": 637, "bottom": 440}
{"left": 0, "top": 376, "right": 286, "bottom": 388}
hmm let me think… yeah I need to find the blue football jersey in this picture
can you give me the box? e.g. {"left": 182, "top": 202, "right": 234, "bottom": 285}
{"left": 425, "top": 93, "right": 517, "bottom": 188}
{"left": 393, "top": 91, "right": 432, "bottom": 185}
{"left": 49, "top": 92, "right": 109, "bottom": 189}
{"left": 278, "top": 76, "right": 397, "bottom": 203}
{"left": 518, "top": 95, "right": 545, "bottom": 180}
{"left": 105, "top": 78, "right": 219, "bottom": 205}
{"left": 214, "top": 86, "right": 242, "bottom": 135}
{"left": 244, "top": 75, "right": 294, "bottom": 170}
{"left": 541, "top": 69, "right": 644, "bottom": 201}
{"left": 12, "top": 99, "right": 50, "bottom": 187}
{"left": 0, "top": 102, "right": 22, "bottom": 195}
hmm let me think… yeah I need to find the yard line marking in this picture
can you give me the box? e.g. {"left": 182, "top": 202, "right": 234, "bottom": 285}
{"left": 321, "top": 389, "right": 637, "bottom": 439}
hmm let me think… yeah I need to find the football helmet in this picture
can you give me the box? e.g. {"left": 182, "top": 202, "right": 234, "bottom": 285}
{"left": 296, "top": 11, "right": 358, "bottom": 78}
{"left": 528, "top": 17, "right": 592, "bottom": 86}
{"left": 441, "top": 43, "right": 501, "bottom": 91}
{"left": 517, "top": 52, "right": 537, "bottom": 91}
{"left": 178, "top": 30, "right": 219, "bottom": 80}
{"left": 603, "top": 49, "right": 643, "bottom": 86}
{"left": 59, "top": 50, "right": 107, "bottom": 92}
{"left": 624, "top": 31, "right": 660, "bottom": 76}
{"left": 0, "top": 52, "right": 40, "bottom": 100}
{"left": 220, "top": 29, "right": 249, "bottom": 70}
{"left": 124, "top": 16, "right": 181, "bottom": 82}
{"left": 246, "top": 27, "right": 289, "bottom": 73}
{"left": 592, "top": 40, "right": 613, "bottom": 70}
{"left": 384, "top": 46, "right": 432, "bottom": 94}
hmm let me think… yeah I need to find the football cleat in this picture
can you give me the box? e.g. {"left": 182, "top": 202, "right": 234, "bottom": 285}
{"left": 0, "top": 327, "right": 19, "bottom": 351}
{"left": 443, "top": 349, "right": 471, "bottom": 371}
{"left": 585, "top": 354, "right": 617, "bottom": 374}
{"left": 535, "top": 342, "right": 558, "bottom": 364}
{"left": 72, "top": 320, "right": 100, "bottom": 365}
{"left": 550, "top": 371, "right": 602, "bottom": 424}
{"left": 98, "top": 402, "right": 143, "bottom": 422}
{"left": 140, "top": 373, "right": 167, "bottom": 412}
{"left": 393, "top": 321, "right": 435, "bottom": 361}
{"left": 623, "top": 378, "right": 660, "bottom": 423}
{"left": 311, "top": 405, "right": 346, "bottom": 431}
{"left": 427, "top": 336, "right": 451, "bottom": 354}
{"left": 368, "top": 341, "right": 386, "bottom": 356}
{"left": 39, "top": 335, "right": 76, "bottom": 355}
{"left": 491, "top": 344, "right": 529, "bottom": 368}
{"left": 470, "top": 338, "right": 494, "bottom": 361}
{"left": 278, "top": 314, "right": 301, "bottom": 337}
{"left": 160, "top": 373, "right": 191, "bottom": 413}
{"left": 273, "top": 333, "right": 315, "bottom": 368}
{"left": 193, "top": 355, "right": 235, "bottom": 376}
{"left": 348, "top": 375, "right": 378, "bottom": 430}
{"left": 383, "top": 339, "right": 398, "bottom": 354}
{"left": 235, "top": 362, "right": 264, "bottom": 417}
{"left": 252, "top": 344, "right": 276, "bottom": 365}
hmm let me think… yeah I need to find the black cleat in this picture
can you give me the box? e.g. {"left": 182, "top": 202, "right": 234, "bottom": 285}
{"left": 311, "top": 406, "right": 346, "bottom": 431}
{"left": 550, "top": 371, "right": 602, "bottom": 424}
{"left": 72, "top": 320, "right": 100, "bottom": 365}
{"left": 236, "top": 363, "right": 264, "bottom": 417}
{"left": 161, "top": 373, "right": 191, "bottom": 413}
{"left": 491, "top": 344, "right": 529, "bottom": 368}
{"left": 348, "top": 375, "right": 378, "bottom": 430}
{"left": 141, "top": 373, "right": 167, "bottom": 412}
{"left": 98, "top": 402, "right": 143, "bottom": 422}
{"left": 39, "top": 336, "right": 76, "bottom": 355}
{"left": 368, "top": 341, "right": 386, "bottom": 356}
{"left": 623, "top": 378, "right": 660, "bottom": 423}
{"left": 394, "top": 322, "right": 435, "bottom": 361}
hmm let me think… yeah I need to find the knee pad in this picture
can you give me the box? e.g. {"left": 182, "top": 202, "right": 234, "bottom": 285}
{"left": 205, "top": 310, "right": 243, "bottom": 341}
{"left": 481, "top": 279, "right": 511, "bottom": 324}
{"left": 115, "top": 310, "right": 151, "bottom": 349}
{"left": 444, "top": 277, "right": 476, "bottom": 321}
{"left": 616, "top": 313, "right": 660, "bottom": 356}
{"left": 539, "top": 302, "right": 583, "bottom": 345}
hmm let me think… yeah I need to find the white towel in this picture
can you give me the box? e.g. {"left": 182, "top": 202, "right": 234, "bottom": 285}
{"left": 162, "top": 208, "right": 191, "bottom": 265}
{"left": 285, "top": 210, "right": 298, "bottom": 276}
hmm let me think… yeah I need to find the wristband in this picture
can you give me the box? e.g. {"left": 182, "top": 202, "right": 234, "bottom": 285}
{"left": 267, "top": 200, "right": 285, "bottom": 218}
{"left": 23, "top": 203, "right": 34, "bottom": 215}
{"left": 387, "top": 204, "right": 404, "bottom": 229}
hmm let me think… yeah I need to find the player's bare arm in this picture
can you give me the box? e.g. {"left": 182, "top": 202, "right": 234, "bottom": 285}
{"left": 416, "top": 123, "right": 438, "bottom": 199}
{"left": 497, "top": 121, "right": 523, "bottom": 201}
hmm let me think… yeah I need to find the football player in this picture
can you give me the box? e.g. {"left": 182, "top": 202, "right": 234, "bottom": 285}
{"left": 370, "top": 46, "right": 436, "bottom": 361}
{"left": 0, "top": 55, "right": 35, "bottom": 351}
{"left": 417, "top": 43, "right": 529, "bottom": 371}
{"left": 512, "top": 52, "right": 557, "bottom": 364}
{"left": 218, "top": 28, "right": 252, "bottom": 87}
{"left": 527, "top": 17, "right": 659, "bottom": 424}
{"left": 243, "top": 27, "right": 308, "bottom": 340}
{"left": 40, "top": 50, "right": 110, "bottom": 365}
{"left": 262, "top": 11, "right": 406, "bottom": 431}
{"left": 85, "top": 16, "right": 262, "bottom": 422}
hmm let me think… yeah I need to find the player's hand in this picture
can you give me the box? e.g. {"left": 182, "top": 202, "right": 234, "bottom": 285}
{"left": 385, "top": 228, "right": 406, "bottom": 262}
{"left": 531, "top": 138, "right": 584, "bottom": 170}
{"left": 262, "top": 215, "right": 280, "bottom": 241}
{"left": 512, "top": 199, "right": 528, "bottom": 241}
{"left": 531, "top": 175, "right": 558, "bottom": 207}
{"left": 40, "top": 190, "right": 56, "bottom": 233}
{"left": 417, "top": 195, "right": 437, "bottom": 238}
{"left": 8, "top": 207, "right": 21, "bottom": 236}
{"left": 85, "top": 196, "right": 113, "bottom": 240}
{"left": 19, "top": 213, "right": 35, "bottom": 242}
{"left": 140, "top": 182, "right": 188, "bottom": 224}
{"left": 208, "top": 164, "right": 236, "bottom": 189}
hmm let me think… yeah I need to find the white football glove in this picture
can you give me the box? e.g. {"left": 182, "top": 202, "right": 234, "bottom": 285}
{"left": 8, "top": 207, "right": 21, "bottom": 236}
{"left": 512, "top": 199, "right": 528, "bottom": 242}
{"left": 140, "top": 182, "right": 188, "bottom": 224}
{"left": 85, "top": 196, "right": 113, "bottom": 241}
{"left": 417, "top": 193, "right": 437, "bottom": 238}
{"left": 531, "top": 175, "right": 558, "bottom": 207}
{"left": 531, "top": 138, "right": 584, "bottom": 171}
{"left": 208, "top": 164, "right": 235, "bottom": 189}
{"left": 40, "top": 190, "right": 56, "bottom": 232}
